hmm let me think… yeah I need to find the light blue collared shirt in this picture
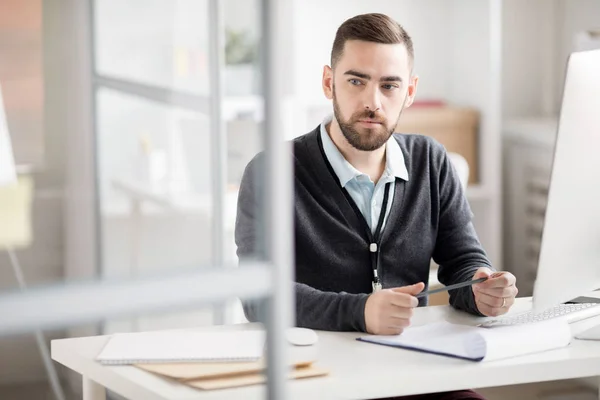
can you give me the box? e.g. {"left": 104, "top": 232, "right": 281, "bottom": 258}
{"left": 320, "top": 115, "right": 409, "bottom": 234}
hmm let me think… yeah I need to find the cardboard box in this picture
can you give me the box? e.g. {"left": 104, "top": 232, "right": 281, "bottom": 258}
{"left": 397, "top": 107, "right": 479, "bottom": 184}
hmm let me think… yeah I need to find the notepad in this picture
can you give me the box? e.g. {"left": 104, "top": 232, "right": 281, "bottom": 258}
{"left": 358, "top": 319, "right": 571, "bottom": 362}
{"left": 96, "top": 330, "right": 265, "bottom": 365}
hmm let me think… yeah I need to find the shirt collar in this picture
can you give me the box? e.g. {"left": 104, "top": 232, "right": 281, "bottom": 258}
{"left": 319, "top": 114, "right": 409, "bottom": 187}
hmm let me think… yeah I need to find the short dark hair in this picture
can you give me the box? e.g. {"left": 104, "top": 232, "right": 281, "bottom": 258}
{"left": 330, "top": 13, "right": 414, "bottom": 68}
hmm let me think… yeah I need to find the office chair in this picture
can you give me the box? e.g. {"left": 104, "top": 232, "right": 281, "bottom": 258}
{"left": 447, "top": 152, "right": 470, "bottom": 190}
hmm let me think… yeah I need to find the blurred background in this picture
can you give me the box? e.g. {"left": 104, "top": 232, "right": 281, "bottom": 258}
{"left": 0, "top": 0, "right": 599, "bottom": 398}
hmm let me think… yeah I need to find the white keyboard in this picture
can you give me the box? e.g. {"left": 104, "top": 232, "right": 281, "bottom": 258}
{"left": 480, "top": 303, "right": 600, "bottom": 328}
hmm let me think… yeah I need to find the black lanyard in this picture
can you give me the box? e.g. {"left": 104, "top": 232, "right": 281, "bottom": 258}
{"left": 341, "top": 182, "right": 392, "bottom": 292}
{"left": 315, "top": 132, "right": 393, "bottom": 293}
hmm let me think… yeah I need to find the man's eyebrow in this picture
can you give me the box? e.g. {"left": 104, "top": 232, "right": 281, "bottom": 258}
{"left": 343, "top": 70, "right": 403, "bottom": 83}
{"left": 380, "top": 75, "right": 403, "bottom": 82}
{"left": 344, "top": 70, "right": 371, "bottom": 80}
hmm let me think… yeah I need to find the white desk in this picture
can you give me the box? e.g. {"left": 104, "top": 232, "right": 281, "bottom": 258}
{"left": 52, "top": 298, "right": 600, "bottom": 400}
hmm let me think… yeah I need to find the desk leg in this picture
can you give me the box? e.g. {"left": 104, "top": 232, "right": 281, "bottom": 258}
{"left": 83, "top": 377, "right": 106, "bottom": 400}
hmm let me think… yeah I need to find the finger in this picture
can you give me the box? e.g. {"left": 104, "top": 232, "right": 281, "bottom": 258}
{"left": 478, "top": 273, "right": 516, "bottom": 289}
{"left": 475, "top": 300, "right": 507, "bottom": 317}
{"left": 391, "top": 282, "right": 425, "bottom": 296}
{"left": 387, "top": 316, "right": 411, "bottom": 329}
{"left": 384, "top": 318, "right": 411, "bottom": 331}
{"left": 381, "top": 326, "right": 405, "bottom": 335}
{"left": 472, "top": 268, "right": 493, "bottom": 281}
{"left": 387, "top": 307, "right": 414, "bottom": 320}
{"left": 475, "top": 285, "right": 518, "bottom": 298}
{"left": 503, "top": 296, "right": 516, "bottom": 308}
{"left": 389, "top": 292, "right": 418, "bottom": 308}
{"left": 475, "top": 292, "right": 505, "bottom": 309}
{"left": 472, "top": 268, "right": 493, "bottom": 292}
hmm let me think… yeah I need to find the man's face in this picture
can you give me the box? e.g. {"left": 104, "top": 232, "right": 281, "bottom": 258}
{"left": 322, "top": 40, "right": 418, "bottom": 151}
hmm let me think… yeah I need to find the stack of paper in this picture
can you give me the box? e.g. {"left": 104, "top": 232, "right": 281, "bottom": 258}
{"left": 137, "top": 359, "right": 328, "bottom": 390}
{"left": 96, "top": 328, "right": 329, "bottom": 390}
{"left": 358, "top": 319, "right": 571, "bottom": 362}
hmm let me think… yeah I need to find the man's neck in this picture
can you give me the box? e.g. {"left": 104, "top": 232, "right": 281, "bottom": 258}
{"left": 327, "top": 119, "right": 387, "bottom": 183}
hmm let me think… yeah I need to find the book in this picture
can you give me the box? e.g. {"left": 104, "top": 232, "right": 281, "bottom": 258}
{"left": 357, "top": 319, "right": 571, "bottom": 362}
{"left": 96, "top": 330, "right": 265, "bottom": 365}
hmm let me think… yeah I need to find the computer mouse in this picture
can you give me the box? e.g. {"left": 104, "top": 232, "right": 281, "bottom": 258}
{"left": 286, "top": 327, "right": 318, "bottom": 346}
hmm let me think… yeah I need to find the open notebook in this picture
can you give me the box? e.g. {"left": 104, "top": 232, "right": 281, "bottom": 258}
{"left": 358, "top": 319, "right": 571, "bottom": 362}
{"left": 96, "top": 330, "right": 265, "bottom": 365}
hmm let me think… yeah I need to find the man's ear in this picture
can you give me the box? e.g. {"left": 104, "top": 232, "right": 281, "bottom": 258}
{"left": 404, "top": 75, "right": 419, "bottom": 108}
{"left": 322, "top": 65, "right": 334, "bottom": 100}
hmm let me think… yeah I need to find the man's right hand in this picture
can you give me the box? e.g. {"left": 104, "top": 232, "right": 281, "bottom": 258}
{"left": 364, "top": 282, "right": 425, "bottom": 335}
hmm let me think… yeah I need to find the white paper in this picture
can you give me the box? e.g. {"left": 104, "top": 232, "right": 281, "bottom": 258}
{"left": 359, "top": 319, "right": 571, "bottom": 362}
{"left": 0, "top": 84, "right": 16, "bottom": 187}
{"left": 96, "top": 330, "right": 266, "bottom": 365}
{"left": 476, "top": 319, "right": 571, "bottom": 361}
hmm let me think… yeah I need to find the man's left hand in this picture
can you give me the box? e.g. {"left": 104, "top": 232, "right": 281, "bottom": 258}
{"left": 472, "top": 267, "right": 518, "bottom": 317}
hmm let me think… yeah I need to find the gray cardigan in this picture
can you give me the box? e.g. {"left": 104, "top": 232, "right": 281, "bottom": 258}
{"left": 235, "top": 127, "right": 492, "bottom": 331}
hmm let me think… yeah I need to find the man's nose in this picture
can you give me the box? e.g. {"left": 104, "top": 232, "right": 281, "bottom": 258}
{"left": 363, "top": 84, "right": 382, "bottom": 111}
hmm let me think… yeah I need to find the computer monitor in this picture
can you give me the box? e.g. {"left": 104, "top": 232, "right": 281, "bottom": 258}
{"left": 532, "top": 49, "right": 600, "bottom": 311}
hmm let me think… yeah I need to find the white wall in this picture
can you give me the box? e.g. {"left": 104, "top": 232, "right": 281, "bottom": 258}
{"left": 502, "top": 0, "right": 555, "bottom": 119}
{"left": 556, "top": 0, "right": 600, "bottom": 112}
{"left": 292, "top": 0, "right": 455, "bottom": 105}
{"left": 502, "top": 0, "right": 600, "bottom": 120}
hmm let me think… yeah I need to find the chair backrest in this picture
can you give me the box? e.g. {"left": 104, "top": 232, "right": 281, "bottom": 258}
{"left": 447, "top": 152, "right": 470, "bottom": 190}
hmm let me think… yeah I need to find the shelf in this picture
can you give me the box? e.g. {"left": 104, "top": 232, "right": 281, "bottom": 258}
{"left": 0, "top": 263, "right": 272, "bottom": 336}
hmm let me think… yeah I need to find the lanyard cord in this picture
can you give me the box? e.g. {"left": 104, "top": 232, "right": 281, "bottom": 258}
{"left": 315, "top": 132, "right": 393, "bottom": 290}
{"left": 341, "top": 182, "right": 392, "bottom": 287}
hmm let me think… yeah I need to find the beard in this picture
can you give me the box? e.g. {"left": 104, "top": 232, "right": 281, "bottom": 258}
{"left": 332, "top": 88, "right": 404, "bottom": 152}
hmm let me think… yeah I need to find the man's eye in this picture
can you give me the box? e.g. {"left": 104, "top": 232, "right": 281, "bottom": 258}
{"left": 382, "top": 84, "right": 398, "bottom": 90}
{"left": 349, "top": 79, "right": 362, "bottom": 86}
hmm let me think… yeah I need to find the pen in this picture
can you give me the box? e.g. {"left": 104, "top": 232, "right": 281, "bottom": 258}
{"left": 415, "top": 277, "right": 488, "bottom": 298}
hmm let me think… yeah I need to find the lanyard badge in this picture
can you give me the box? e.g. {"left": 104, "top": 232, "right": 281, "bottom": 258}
{"left": 372, "top": 280, "right": 382, "bottom": 293}
{"left": 372, "top": 267, "right": 382, "bottom": 293}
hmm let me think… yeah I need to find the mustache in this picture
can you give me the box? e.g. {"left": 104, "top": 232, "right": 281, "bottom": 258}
{"left": 351, "top": 109, "right": 386, "bottom": 123}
